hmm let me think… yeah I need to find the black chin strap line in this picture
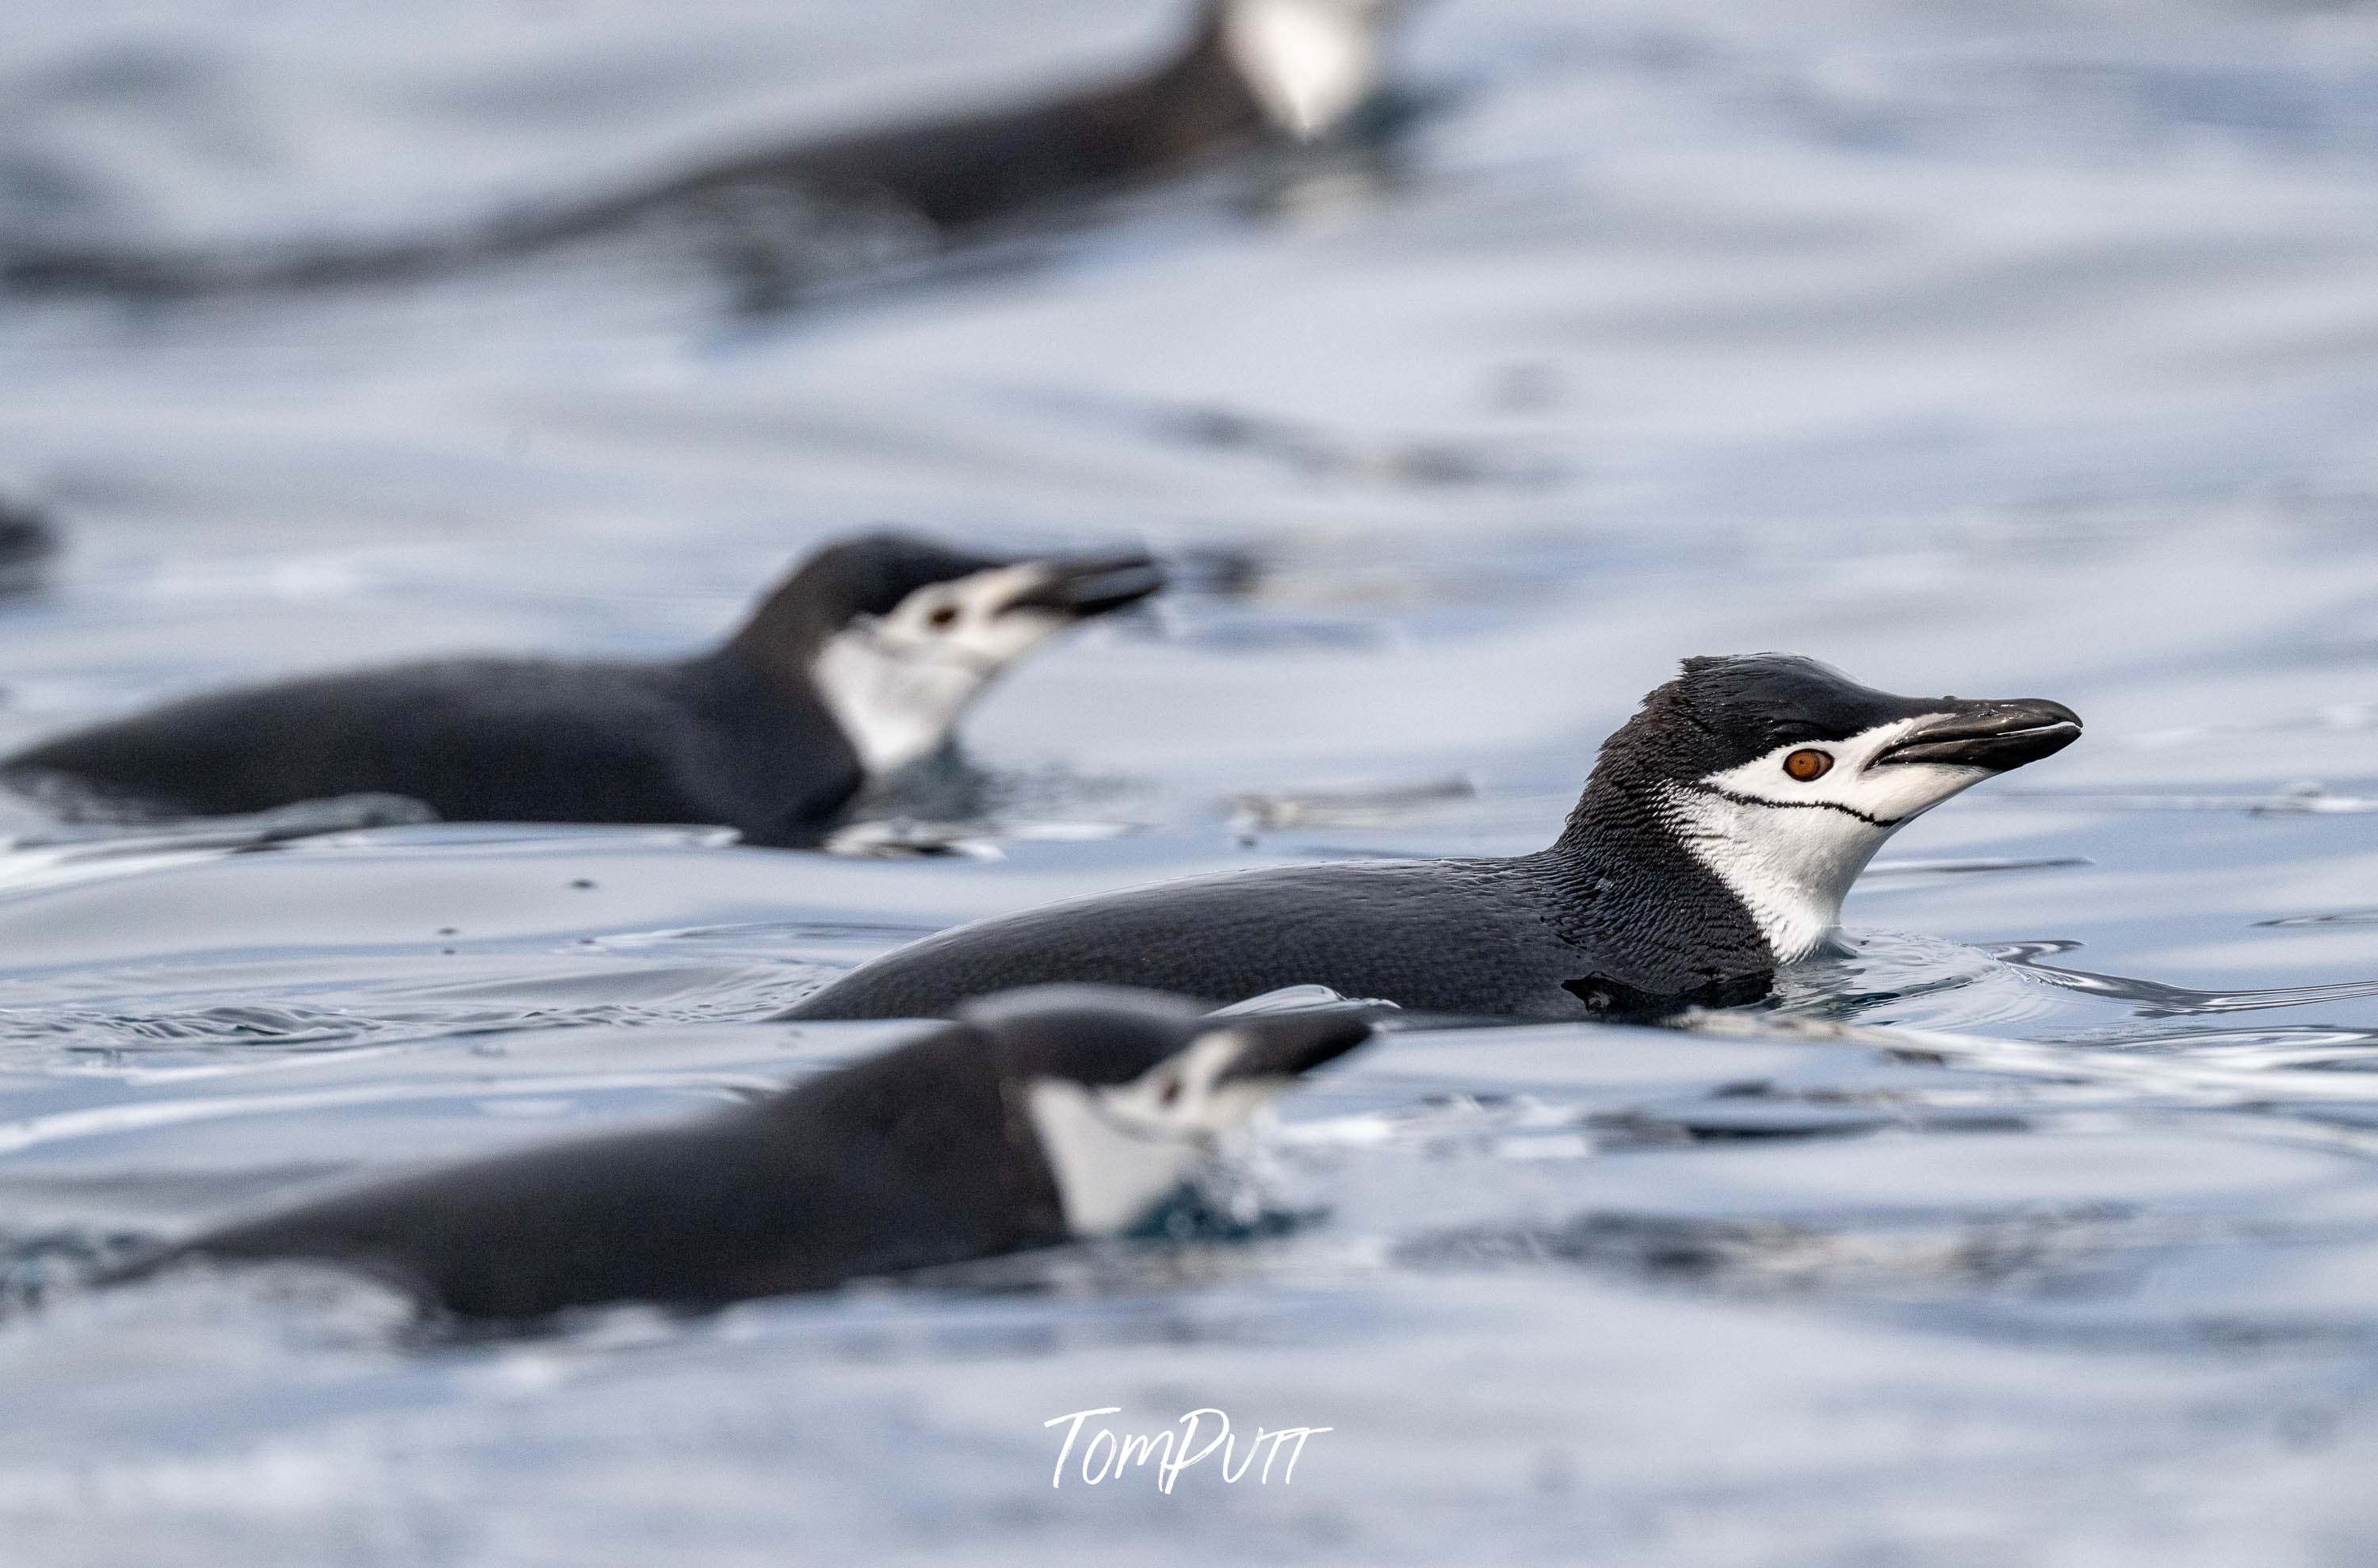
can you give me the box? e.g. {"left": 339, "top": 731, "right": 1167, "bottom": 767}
{"left": 1678, "top": 779, "right": 1903, "bottom": 830}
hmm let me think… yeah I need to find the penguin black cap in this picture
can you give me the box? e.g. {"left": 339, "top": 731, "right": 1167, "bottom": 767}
{"left": 1612, "top": 654, "right": 2084, "bottom": 783}
{"left": 101, "top": 985, "right": 1371, "bottom": 1324}
{"left": 728, "top": 532, "right": 1166, "bottom": 697}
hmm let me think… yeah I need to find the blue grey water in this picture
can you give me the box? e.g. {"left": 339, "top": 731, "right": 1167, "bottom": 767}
{"left": 6, "top": 0, "right": 2378, "bottom": 1560}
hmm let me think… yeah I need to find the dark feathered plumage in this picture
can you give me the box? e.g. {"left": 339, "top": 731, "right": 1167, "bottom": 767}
{"left": 105, "top": 985, "right": 1371, "bottom": 1321}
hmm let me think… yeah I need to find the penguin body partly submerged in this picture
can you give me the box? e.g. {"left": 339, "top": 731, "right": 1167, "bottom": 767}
{"left": 785, "top": 656, "right": 2083, "bottom": 1019}
{"left": 537, "top": 0, "right": 1412, "bottom": 239}
{"left": 5, "top": 0, "right": 1413, "bottom": 300}
{"left": 109, "top": 986, "right": 1371, "bottom": 1321}
{"left": 2, "top": 533, "right": 1161, "bottom": 845}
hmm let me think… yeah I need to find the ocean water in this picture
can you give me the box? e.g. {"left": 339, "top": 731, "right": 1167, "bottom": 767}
{"left": 7, "top": 0, "right": 2378, "bottom": 1561}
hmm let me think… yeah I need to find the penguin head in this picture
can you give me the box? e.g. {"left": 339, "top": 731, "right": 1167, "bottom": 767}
{"left": 956, "top": 985, "right": 1371, "bottom": 1237}
{"left": 728, "top": 532, "right": 1164, "bottom": 775}
{"left": 1218, "top": 0, "right": 1413, "bottom": 141}
{"left": 1590, "top": 655, "right": 2082, "bottom": 962}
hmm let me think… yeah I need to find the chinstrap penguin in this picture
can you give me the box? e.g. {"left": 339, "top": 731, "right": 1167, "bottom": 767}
{"left": 100, "top": 986, "right": 1373, "bottom": 1322}
{"left": 1, "top": 532, "right": 1163, "bottom": 846}
{"left": 783, "top": 655, "right": 2083, "bottom": 1020}
{"left": 3, "top": 0, "right": 1416, "bottom": 301}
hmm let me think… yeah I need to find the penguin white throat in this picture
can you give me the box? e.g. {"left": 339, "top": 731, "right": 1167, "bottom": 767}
{"left": 1023, "top": 1029, "right": 1286, "bottom": 1237}
{"left": 809, "top": 565, "right": 1072, "bottom": 776}
{"left": 1657, "top": 715, "right": 1998, "bottom": 964}
{"left": 1221, "top": 0, "right": 1399, "bottom": 141}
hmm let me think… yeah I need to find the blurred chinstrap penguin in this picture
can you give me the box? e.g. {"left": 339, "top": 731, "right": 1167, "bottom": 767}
{"left": 785, "top": 656, "right": 2083, "bottom": 1020}
{"left": 2, "top": 0, "right": 1417, "bottom": 300}
{"left": 104, "top": 986, "right": 1373, "bottom": 1321}
{"left": 1, "top": 532, "right": 1163, "bottom": 846}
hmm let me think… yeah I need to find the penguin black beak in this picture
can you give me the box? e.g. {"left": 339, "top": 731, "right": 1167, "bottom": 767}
{"left": 1008, "top": 554, "right": 1167, "bottom": 618}
{"left": 1871, "top": 698, "right": 2083, "bottom": 772}
{"left": 1208, "top": 1009, "right": 1375, "bottom": 1086}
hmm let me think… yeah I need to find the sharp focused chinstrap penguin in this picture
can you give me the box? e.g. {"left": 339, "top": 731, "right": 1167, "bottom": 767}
{"left": 104, "top": 986, "right": 1373, "bottom": 1321}
{"left": 785, "top": 656, "right": 2083, "bottom": 1020}
{"left": 2, "top": 0, "right": 1416, "bottom": 299}
{"left": 1, "top": 532, "right": 1163, "bottom": 845}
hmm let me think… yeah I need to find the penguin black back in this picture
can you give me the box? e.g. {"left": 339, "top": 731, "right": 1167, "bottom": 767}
{"left": 112, "top": 986, "right": 1372, "bottom": 1321}
{"left": 549, "top": 0, "right": 1276, "bottom": 239}
{"left": 0, "top": 531, "right": 1164, "bottom": 845}
{"left": 785, "top": 656, "right": 2084, "bottom": 1020}
{"left": 171, "top": 1023, "right": 1054, "bottom": 1317}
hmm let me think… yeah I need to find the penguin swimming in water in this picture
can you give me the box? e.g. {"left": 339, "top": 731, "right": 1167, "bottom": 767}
{"left": 784, "top": 656, "right": 2083, "bottom": 1020}
{"left": 0, "top": 532, "right": 1163, "bottom": 847}
{"left": 3, "top": 0, "right": 1416, "bottom": 302}
{"left": 101, "top": 986, "right": 1372, "bottom": 1321}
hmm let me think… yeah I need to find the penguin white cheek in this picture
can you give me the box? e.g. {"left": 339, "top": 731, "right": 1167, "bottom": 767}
{"left": 1024, "top": 1079, "right": 1208, "bottom": 1237}
{"left": 1023, "top": 1032, "right": 1286, "bottom": 1237}
{"left": 1665, "top": 717, "right": 1995, "bottom": 962}
{"left": 1223, "top": 0, "right": 1396, "bottom": 140}
{"left": 809, "top": 566, "right": 1073, "bottom": 774}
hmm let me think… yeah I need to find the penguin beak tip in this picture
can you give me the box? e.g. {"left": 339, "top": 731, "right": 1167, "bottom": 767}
{"left": 1873, "top": 698, "right": 2084, "bottom": 772}
{"left": 1209, "top": 1011, "right": 1375, "bottom": 1085}
{"left": 1012, "top": 555, "right": 1168, "bottom": 618}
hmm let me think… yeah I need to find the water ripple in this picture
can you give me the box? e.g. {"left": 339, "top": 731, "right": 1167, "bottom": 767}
{"left": 1988, "top": 941, "right": 2378, "bottom": 1017}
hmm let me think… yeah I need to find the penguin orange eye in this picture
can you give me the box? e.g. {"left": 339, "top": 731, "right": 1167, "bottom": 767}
{"left": 1784, "top": 749, "right": 1833, "bottom": 782}
{"left": 927, "top": 604, "right": 960, "bottom": 629}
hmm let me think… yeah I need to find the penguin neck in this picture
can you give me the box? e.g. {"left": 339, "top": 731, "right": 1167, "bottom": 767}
{"left": 1092, "top": 0, "right": 1394, "bottom": 167}
{"left": 717, "top": 562, "right": 852, "bottom": 695}
{"left": 1088, "top": 2, "right": 1274, "bottom": 165}
{"left": 981, "top": 1, "right": 1389, "bottom": 193}
{"left": 682, "top": 644, "right": 869, "bottom": 833}
{"left": 1524, "top": 771, "right": 1779, "bottom": 996}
